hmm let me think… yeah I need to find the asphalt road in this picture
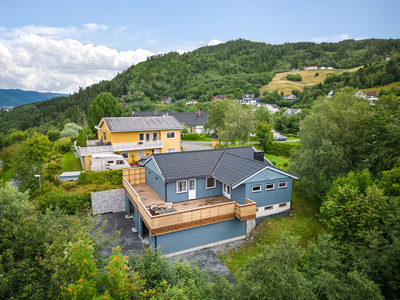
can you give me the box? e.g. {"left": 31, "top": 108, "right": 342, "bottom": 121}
{"left": 181, "top": 140, "right": 299, "bottom": 151}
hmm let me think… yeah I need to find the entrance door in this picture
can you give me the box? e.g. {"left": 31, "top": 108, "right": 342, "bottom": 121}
{"left": 223, "top": 183, "right": 231, "bottom": 199}
{"left": 188, "top": 179, "right": 196, "bottom": 200}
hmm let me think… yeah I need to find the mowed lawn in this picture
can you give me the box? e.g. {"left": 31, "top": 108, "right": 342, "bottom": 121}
{"left": 218, "top": 194, "right": 325, "bottom": 279}
{"left": 260, "top": 66, "right": 361, "bottom": 95}
{"left": 264, "top": 154, "right": 289, "bottom": 170}
{"left": 62, "top": 151, "right": 82, "bottom": 172}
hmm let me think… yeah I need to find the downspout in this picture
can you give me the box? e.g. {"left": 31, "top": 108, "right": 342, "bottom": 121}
{"left": 165, "top": 183, "right": 168, "bottom": 202}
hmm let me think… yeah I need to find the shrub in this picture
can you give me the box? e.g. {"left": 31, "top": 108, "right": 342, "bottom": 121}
{"left": 271, "top": 159, "right": 278, "bottom": 166}
{"left": 60, "top": 123, "right": 82, "bottom": 137}
{"left": 315, "top": 72, "right": 319, "bottom": 77}
{"left": 47, "top": 129, "right": 60, "bottom": 142}
{"left": 53, "top": 137, "right": 72, "bottom": 153}
{"left": 287, "top": 74, "right": 302, "bottom": 81}
{"left": 76, "top": 169, "right": 123, "bottom": 186}
{"left": 182, "top": 133, "right": 201, "bottom": 140}
{"left": 263, "top": 142, "right": 300, "bottom": 157}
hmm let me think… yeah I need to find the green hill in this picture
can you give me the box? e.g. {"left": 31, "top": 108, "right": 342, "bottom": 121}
{"left": 0, "top": 89, "right": 67, "bottom": 107}
{"left": 0, "top": 38, "right": 399, "bottom": 134}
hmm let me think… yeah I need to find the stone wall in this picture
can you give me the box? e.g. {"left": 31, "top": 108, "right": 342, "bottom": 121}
{"left": 91, "top": 188, "right": 125, "bottom": 215}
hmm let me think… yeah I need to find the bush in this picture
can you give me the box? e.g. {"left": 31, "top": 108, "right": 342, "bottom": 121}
{"left": 182, "top": 133, "right": 201, "bottom": 140}
{"left": 263, "top": 142, "right": 300, "bottom": 157}
{"left": 76, "top": 169, "right": 123, "bottom": 186}
{"left": 54, "top": 137, "right": 72, "bottom": 153}
{"left": 60, "top": 123, "right": 82, "bottom": 137}
{"left": 47, "top": 129, "right": 60, "bottom": 142}
{"left": 287, "top": 74, "right": 302, "bottom": 81}
{"left": 315, "top": 72, "right": 319, "bottom": 77}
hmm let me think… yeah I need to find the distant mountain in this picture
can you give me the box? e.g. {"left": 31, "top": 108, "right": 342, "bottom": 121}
{"left": 0, "top": 89, "right": 68, "bottom": 107}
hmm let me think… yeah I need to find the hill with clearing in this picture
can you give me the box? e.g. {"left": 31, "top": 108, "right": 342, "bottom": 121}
{"left": 0, "top": 89, "right": 67, "bottom": 107}
{"left": 260, "top": 67, "right": 361, "bottom": 95}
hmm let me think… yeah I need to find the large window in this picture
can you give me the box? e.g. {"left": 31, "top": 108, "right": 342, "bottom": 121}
{"left": 177, "top": 180, "right": 187, "bottom": 193}
{"left": 167, "top": 132, "right": 175, "bottom": 139}
{"left": 279, "top": 181, "right": 287, "bottom": 189}
{"left": 206, "top": 177, "right": 216, "bottom": 189}
{"left": 139, "top": 133, "right": 144, "bottom": 141}
{"left": 252, "top": 185, "right": 261, "bottom": 193}
{"left": 266, "top": 183, "right": 275, "bottom": 191}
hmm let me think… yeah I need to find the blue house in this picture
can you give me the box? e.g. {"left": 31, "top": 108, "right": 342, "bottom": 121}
{"left": 123, "top": 146, "right": 298, "bottom": 255}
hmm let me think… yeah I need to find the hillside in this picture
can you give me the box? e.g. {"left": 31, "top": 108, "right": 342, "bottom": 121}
{"left": 0, "top": 89, "right": 67, "bottom": 107}
{"left": 0, "top": 38, "right": 399, "bottom": 134}
{"left": 260, "top": 67, "right": 361, "bottom": 95}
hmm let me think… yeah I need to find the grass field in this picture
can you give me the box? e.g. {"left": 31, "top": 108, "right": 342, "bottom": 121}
{"left": 260, "top": 67, "right": 361, "bottom": 95}
{"left": 218, "top": 194, "right": 325, "bottom": 279}
{"left": 264, "top": 154, "right": 289, "bottom": 170}
{"left": 62, "top": 151, "right": 82, "bottom": 172}
{"left": 363, "top": 81, "right": 400, "bottom": 92}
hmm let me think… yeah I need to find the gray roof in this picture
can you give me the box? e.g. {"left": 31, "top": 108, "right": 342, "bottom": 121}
{"left": 169, "top": 112, "right": 209, "bottom": 127}
{"left": 132, "top": 111, "right": 173, "bottom": 117}
{"left": 283, "top": 108, "right": 302, "bottom": 115}
{"left": 144, "top": 146, "right": 274, "bottom": 184}
{"left": 102, "top": 116, "right": 183, "bottom": 132}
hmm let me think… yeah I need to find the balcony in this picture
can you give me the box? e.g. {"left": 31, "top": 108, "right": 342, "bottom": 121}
{"left": 75, "top": 140, "right": 164, "bottom": 156}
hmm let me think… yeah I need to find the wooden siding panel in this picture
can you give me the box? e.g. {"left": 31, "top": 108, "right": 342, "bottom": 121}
{"left": 123, "top": 168, "right": 146, "bottom": 185}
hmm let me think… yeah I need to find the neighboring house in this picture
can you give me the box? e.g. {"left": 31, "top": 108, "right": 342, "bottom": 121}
{"left": 123, "top": 146, "right": 298, "bottom": 255}
{"left": 386, "top": 56, "right": 390, "bottom": 61}
{"left": 283, "top": 94, "right": 297, "bottom": 100}
{"left": 266, "top": 104, "right": 280, "bottom": 114}
{"left": 132, "top": 110, "right": 173, "bottom": 117}
{"left": 327, "top": 90, "right": 333, "bottom": 98}
{"left": 304, "top": 66, "right": 318, "bottom": 70}
{"left": 354, "top": 90, "right": 379, "bottom": 105}
{"left": 271, "top": 129, "right": 281, "bottom": 138}
{"left": 170, "top": 111, "right": 209, "bottom": 134}
{"left": 121, "top": 102, "right": 128, "bottom": 107}
{"left": 238, "top": 94, "right": 256, "bottom": 105}
{"left": 210, "top": 95, "right": 228, "bottom": 101}
{"left": 320, "top": 66, "right": 326, "bottom": 70}
{"left": 186, "top": 99, "right": 197, "bottom": 105}
{"left": 292, "top": 68, "right": 300, "bottom": 71}
{"left": 74, "top": 116, "right": 184, "bottom": 171}
{"left": 328, "top": 67, "right": 334, "bottom": 70}
{"left": 161, "top": 96, "right": 172, "bottom": 104}
{"left": 283, "top": 108, "right": 302, "bottom": 115}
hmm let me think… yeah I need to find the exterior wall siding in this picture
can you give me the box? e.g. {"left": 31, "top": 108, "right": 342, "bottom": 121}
{"left": 145, "top": 161, "right": 166, "bottom": 200}
{"left": 231, "top": 184, "right": 246, "bottom": 204}
{"left": 246, "top": 178, "right": 293, "bottom": 207}
{"left": 150, "top": 218, "right": 246, "bottom": 254}
{"left": 166, "top": 181, "right": 188, "bottom": 203}
{"left": 159, "top": 129, "right": 181, "bottom": 153}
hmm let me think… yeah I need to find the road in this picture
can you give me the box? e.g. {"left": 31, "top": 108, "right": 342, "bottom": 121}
{"left": 181, "top": 140, "right": 299, "bottom": 151}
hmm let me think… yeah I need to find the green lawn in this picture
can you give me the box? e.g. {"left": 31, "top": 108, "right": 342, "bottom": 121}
{"left": 264, "top": 154, "right": 289, "bottom": 170}
{"left": 218, "top": 194, "right": 325, "bottom": 279}
{"left": 62, "top": 151, "right": 82, "bottom": 172}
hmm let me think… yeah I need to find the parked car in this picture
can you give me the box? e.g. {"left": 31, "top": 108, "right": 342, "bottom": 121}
{"left": 275, "top": 135, "right": 287, "bottom": 141}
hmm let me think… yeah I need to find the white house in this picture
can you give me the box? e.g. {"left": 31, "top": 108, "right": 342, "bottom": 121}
{"left": 266, "top": 104, "right": 280, "bottom": 114}
{"left": 327, "top": 90, "right": 333, "bottom": 98}
{"left": 354, "top": 91, "right": 379, "bottom": 105}
{"left": 283, "top": 108, "right": 302, "bottom": 116}
{"left": 304, "top": 66, "right": 318, "bottom": 70}
{"left": 283, "top": 94, "right": 297, "bottom": 100}
{"left": 320, "top": 66, "right": 326, "bottom": 70}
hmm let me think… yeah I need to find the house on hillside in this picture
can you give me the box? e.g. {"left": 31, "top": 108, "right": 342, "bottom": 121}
{"left": 327, "top": 90, "right": 333, "bottom": 98}
{"left": 354, "top": 90, "right": 379, "bottom": 105}
{"left": 283, "top": 108, "right": 302, "bottom": 115}
{"left": 266, "top": 104, "right": 279, "bottom": 114}
{"left": 170, "top": 111, "right": 209, "bottom": 134}
{"left": 74, "top": 116, "right": 183, "bottom": 171}
{"left": 123, "top": 147, "right": 298, "bottom": 255}
{"left": 161, "top": 96, "right": 172, "bottom": 104}
{"left": 131, "top": 109, "right": 173, "bottom": 117}
{"left": 210, "top": 95, "right": 228, "bottom": 101}
{"left": 283, "top": 94, "right": 297, "bottom": 100}
{"left": 304, "top": 66, "right": 318, "bottom": 70}
{"left": 320, "top": 66, "right": 326, "bottom": 70}
{"left": 186, "top": 99, "right": 197, "bottom": 105}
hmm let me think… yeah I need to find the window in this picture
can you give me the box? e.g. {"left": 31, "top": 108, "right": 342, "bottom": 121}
{"left": 206, "top": 177, "right": 216, "bottom": 189}
{"left": 146, "top": 133, "right": 151, "bottom": 141}
{"left": 139, "top": 133, "right": 144, "bottom": 141}
{"left": 121, "top": 152, "right": 129, "bottom": 159}
{"left": 265, "top": 206, "right": 273, "bottom": 211}
{"left": 138, "top": 150, "right": 144, "bottom": 158}
{"left": 279, "top": 203, "right": 287, "bottom": 208}
{"left": 266, "top": 183, "right": 275, "bottom": 190}
{"left": 252, "top": 185, "right": 261, "bottom": 193}
{"left": 167, "top": 132, "right": 175, "bottom": 139}
{"left": 107, "top": 161, "right": 114, "bottom": 164}
{"left": 103, "top": 131, "right": 107, "bottom": 141}
{"left": 153, "top": 132, "right": 158, "bottom": 140}
{"left": 177, "top": 180, "right": 187, "bottom": 193}
{"left": 167, "top": 148, "right": 175, "bottom": 153}
{"left": 279, "top": 181, "right": 287, "bottom": 188}
{"left": 116, "top": 160, "right": 124, "bottom": 165}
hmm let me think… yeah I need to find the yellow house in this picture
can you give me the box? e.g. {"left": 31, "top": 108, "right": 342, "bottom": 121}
{"left": 75, "top": 116, "right": 183, "bottom": 171}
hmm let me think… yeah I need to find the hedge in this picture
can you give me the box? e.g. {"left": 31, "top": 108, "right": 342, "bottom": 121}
{"left": 263, "top": 142, "right": 300, "bottom": 157}
{"left": 76, "top": 169, "right": 123, "bottom": 186}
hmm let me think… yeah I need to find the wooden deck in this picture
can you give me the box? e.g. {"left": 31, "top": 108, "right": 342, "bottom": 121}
{"left": 131, "top": 183, "right": 231, "bottom": 212}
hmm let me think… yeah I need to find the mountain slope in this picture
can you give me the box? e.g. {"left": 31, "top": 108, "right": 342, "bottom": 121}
{"left": 0, "top": 89, "right": 68, "bottom": 107}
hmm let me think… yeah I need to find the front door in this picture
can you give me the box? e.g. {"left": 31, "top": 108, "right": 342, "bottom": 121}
{"left": 223, "top": 183, "right": 231, "bottom": 199}
{"left": 188, "top": 179, "right": 196, "bottom": 200}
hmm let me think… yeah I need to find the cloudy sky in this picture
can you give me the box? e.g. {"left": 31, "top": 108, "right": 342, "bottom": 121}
{"left": 1, "top": 0, "right": 399, "bottom": 94}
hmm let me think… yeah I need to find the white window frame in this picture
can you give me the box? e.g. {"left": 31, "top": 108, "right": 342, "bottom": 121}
{"left": 145, "top": 133, "right": 151, "bottom": 141}
{"left": 206, "top": 177, "right": 216, "bottom": 189}
{"left": 153, "top": 132, "right": 158, "bottom": 140}
{"left": 167, "top": 148, "right": 175, "bottom": 153}
{"left": 279, "top": 203, "right": 287, "bottom": 208}
{"left": 177, "top": 180, "right": 187, "bottom": 193}
{"left": 138, "top": 150, "right": 144, "bottom": 158}
{"left": 252, "top": 185, "right": 261, "bottom": 193}
{"left": 121, "top": 152, "right": 129, "bottom": 159}
{"left": 167, "top": 131, "right": 175, "bottom": 139}
{"left": 279, "top": 181, "right": 287, "bottom": 189}
{"left": 139, "top": 133, "right": 144, "bottom": 141}
{"left": 266, "top": 183, "right": 275, "bottom": 191}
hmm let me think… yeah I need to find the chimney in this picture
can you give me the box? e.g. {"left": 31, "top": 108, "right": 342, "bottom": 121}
{"left": 155, "top": 109, "right": 158, "bottom": 115}
{"left": 197, "top": 110, "right": 201, "bottom": 116}
{"left": 254, "top": 151, "right": 264, "bottom": 162}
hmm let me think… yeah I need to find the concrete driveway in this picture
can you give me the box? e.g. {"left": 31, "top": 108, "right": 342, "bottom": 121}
{"left": 181, "top": 141, "right": 214, "bottom": 151}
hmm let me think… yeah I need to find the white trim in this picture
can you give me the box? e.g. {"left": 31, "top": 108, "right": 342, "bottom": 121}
{"left": 252, "top": 185, "right": 261, "bottom": 193}
{"left": 165, "top": 235, "right": 246, "bottom": 258}
{"left": 152, "top": 159, "right": 165, "bottom": 182}
{"left": 279, "top": 181, "right": 287, "bottom": 189}
{"left": 177, "top": 180, "right": 187, "bottom": 193}
{"left": 139, "top": 132, "right": 144, "bottom": 141}
{"left": 232, "top": 166, "right": 268, "bottom": 189}
{"left": 167, "top": 131, "right": 176, "bottom": 139}
{"left": 267, "top": 166, "right": 299, "bottom": 180}
{"left": 266, "top": 183, "right": 275, "bottom": 191}
{"left": 167, "top": 148, "right": 175, "bottom": 153}
{"left": 206, "top": 177, "right": 216, "bottom": 189}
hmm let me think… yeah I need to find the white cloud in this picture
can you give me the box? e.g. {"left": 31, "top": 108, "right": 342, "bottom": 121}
{"left": 83, "top": 23, "right": 108, "bottom": 31}
{"left": 0, "top": 30, "right": 155, "bottom": 93}
{"left": 310, "top": 34, "right": 351, "bottom": 43}
{"left": 208, "top": 39, "right": 224, "bottom": 46}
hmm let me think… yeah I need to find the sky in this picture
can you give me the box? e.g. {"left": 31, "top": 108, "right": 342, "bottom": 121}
{"left": 0, "top": 0, "right": 399, "bottom": 94}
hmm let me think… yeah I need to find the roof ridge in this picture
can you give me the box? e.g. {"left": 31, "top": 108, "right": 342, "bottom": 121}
{"left": 210, "top": 152, "right": 225, "bottom": 176}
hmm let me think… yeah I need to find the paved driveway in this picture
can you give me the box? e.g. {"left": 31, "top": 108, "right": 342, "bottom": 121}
{"left": 181, "top": 141, "right": 214, "bottom": 151}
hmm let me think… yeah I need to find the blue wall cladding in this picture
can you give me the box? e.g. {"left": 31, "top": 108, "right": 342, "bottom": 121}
{"left": 166, "top": 177, "right": 222, "bottom": 203}
{"left": 243, "top": 168, "right": 293, "bottom": 207}
{"left": 145, "top": 160, "right": 165, "bottom": 200}
{"left": 151, "top": 218, "right": 246, "bottom": 254}
{"left": 231, "top": 184, "right": 246, "bottom": 204}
